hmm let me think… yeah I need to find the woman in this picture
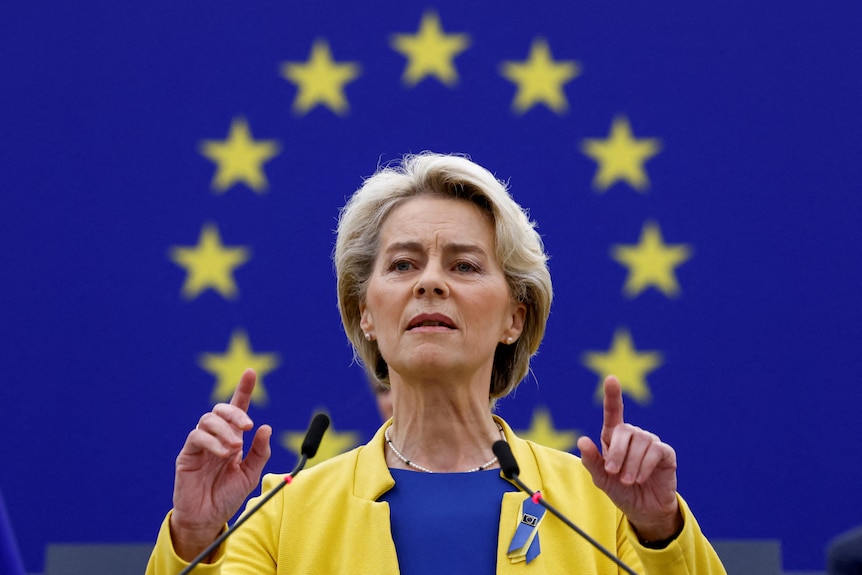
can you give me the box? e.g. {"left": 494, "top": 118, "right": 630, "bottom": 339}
{"left": 147, "top": 153, "right": 726, "bottom": 573}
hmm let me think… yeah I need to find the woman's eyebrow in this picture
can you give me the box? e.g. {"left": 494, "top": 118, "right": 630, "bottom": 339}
{"left": 443, "top": 243, "right": 488, "bottom": 257}
{"left": 381, "top": 240, "right": 423, "bottom": 254}
{"left": 381, "top": 240, "right": 489, "bottom": 259}
{"left": 383, "top": 240, "right": 486, "bottom": 253}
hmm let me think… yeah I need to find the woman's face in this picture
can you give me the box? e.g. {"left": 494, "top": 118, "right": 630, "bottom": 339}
{"left": 360, "top": 196, "right": 525, "bottom": 386}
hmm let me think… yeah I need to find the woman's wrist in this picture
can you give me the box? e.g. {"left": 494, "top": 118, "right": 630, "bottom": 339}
{"left": 169, "top": 510, "right": 224, "bottom": 563}
{"left": 629, "top": 504, "right": 684, "bottom": 547}
{"left": 636, "top": 518, "right": 684, "bottom": 549}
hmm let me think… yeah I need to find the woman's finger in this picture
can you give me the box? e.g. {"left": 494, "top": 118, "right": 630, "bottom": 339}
{"left": 636, "top": 439, "right": 676, "bottom": 484}
{"left": 600, "top": 375, "right": 625, "bottom": 448}
{"left": 229, "top": 369, "right": 258, "bottom": 413}
{"left": 576, "top": 435, "right": 608, "bottom": 487}
{"left": 182, "top": 427, "right": 233, "bottom": 459}
{"left": 193, "top": 412, "right": 244, "bottom": 452}
{"left": 602, "top": 422, "right": 636, "bottom": 475}
{"left": 212, "top": 403, "right": 254, "bottom": 431}
{"left": 241, "top": 425, "right": 273, "bottom": 484}
{"left": 616, "top": 428, "right": 653, "bottom": 485}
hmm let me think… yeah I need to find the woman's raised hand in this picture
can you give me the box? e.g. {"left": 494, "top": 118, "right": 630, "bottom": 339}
{"left": 576, "top": 375, "right": 683, "bottom": 542}
{"left": 170, "top": 369, "right": 272, "bottom": 561}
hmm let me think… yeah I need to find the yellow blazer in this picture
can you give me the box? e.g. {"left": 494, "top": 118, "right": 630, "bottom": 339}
{"left": 147, "top": 417, "right": 726, "bottom": 574}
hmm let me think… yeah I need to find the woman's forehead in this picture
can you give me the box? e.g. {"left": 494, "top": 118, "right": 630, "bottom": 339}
{"left": 379, "top": 196, "right": 495, "bottom": 249}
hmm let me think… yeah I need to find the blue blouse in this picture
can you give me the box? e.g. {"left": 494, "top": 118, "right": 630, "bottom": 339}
{"left": 380, "top": 468, "right": 517, "bottom": 574}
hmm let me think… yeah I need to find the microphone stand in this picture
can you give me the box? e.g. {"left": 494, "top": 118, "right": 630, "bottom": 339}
{"left": 508, "top": 473, "right": 640, "bottom": 575}
{"left": 493, "top": 440, "right": 639, "bottom": 575}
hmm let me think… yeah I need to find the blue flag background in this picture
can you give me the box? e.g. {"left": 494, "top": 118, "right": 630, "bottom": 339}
{"left": 2, "top": 2, "right": 861, "bottom": 572}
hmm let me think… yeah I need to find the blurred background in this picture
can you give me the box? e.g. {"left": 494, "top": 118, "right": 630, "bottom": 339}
{"left": 1, "top": 2, "right": 861, "bottom": 573}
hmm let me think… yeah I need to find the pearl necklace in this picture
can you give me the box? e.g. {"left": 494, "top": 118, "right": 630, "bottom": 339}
{"left": 384, "top": 423, "right": 506, "bottom": 473}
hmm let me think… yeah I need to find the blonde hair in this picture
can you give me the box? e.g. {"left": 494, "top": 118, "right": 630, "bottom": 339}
{"left": 334, "top": 152, "right": 553, "bottom": 400}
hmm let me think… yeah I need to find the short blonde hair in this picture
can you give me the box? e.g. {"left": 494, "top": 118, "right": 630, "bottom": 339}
{"left": 334, "top": 152, "right": 553, "bottom": 400}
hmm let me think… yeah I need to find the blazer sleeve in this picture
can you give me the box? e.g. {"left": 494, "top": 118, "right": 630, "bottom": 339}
{"left": 618, "top": 495, "right": 727, "bottom": 575}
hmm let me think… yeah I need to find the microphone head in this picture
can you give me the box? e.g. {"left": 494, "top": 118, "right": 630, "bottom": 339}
{"left": 301, "top": 413, "right": 330, "bottom": 458}
{"left": 493, "top": 440, "right": 519, "bottom": 479}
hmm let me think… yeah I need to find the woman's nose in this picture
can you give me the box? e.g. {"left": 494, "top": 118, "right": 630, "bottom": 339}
{"left": 413, "top": 264, "right": 449, "bottom": 297}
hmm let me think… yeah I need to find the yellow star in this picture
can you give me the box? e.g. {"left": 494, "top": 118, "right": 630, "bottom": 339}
{"left": 612, "top": 221, "right": 693, "bottom": 298}
{"left": 515, "top": 407, "right": 579, "bottom": 452}
{"left": 169, "top": 223, "right": 250, "bottom": 300}
{"left": 581, "top": 115, "right": 661, "bottom": 192}
{"left": 281, "top": 413, "right": 360, "bottom": 468}
{"left": 280, "top": 39, "right": 361, "bottom": 115}
{"left": 500, "top": 38, "right": 580, "bottom": 114}
{"left": 391, "top": 11, "right": 470, "bottom": 86}
{"left": 198, "top": 329, "right": 280, "bottom": 406}
{"left": 199, "top": 117, "right": 280, "bottom": 194}
{"left": 582, "top": 328, "right": 663, "bottom": 405}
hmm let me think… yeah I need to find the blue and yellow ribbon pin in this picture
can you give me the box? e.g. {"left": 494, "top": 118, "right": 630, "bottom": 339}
{"left": 507, "top": 494, "right": 547, "bottom": 564}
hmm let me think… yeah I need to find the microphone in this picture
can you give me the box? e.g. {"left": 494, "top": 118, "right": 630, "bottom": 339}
{"left": 300, "top": 412, "right": 330, "bottom": 459}
{"left": 179, "top": 413, "right": 330, "bottom": 575}
{"left": 492, "top": 440, "right": 640, "bottom": 575}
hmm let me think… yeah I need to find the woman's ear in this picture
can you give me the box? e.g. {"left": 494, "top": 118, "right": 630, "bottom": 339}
{"left": 503, "top": 302, "right": 526, "bottom": 343}
{"left": 359, "top": 301, "right": 373, "bottom": 334}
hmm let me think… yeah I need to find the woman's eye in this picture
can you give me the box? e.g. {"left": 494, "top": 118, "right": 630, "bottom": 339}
{"left": 455, "top": 261, "right": 478, "bottom": 273}
{"left": 392, "top": 260, "right": 412, "bottom": 272}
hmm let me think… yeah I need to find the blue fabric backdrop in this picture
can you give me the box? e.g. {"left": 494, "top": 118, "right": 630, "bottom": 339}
{"left": 2, "top": 2, "right": 861, "bottom": 572}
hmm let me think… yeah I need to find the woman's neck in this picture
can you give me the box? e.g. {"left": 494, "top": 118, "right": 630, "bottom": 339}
{"left": 385, "top": 375, "right": 501, "bottom": 473}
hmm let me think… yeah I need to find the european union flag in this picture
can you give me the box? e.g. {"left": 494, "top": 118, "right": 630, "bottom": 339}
{"left": 2, "top": 2, "right": 860, "bottom": 573}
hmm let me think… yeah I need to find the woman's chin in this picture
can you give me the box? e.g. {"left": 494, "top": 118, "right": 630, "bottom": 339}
{"left": 390, "top": 350, "right": 491, "bottom": 384}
